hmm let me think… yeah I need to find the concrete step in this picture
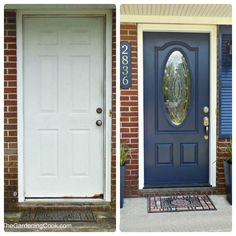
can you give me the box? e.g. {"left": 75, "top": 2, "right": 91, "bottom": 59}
{"left": 5, "top": 210, "right": 116, "bottom": 232}
{"left": 18, "top": 201, "right": 112, "bottom": 212}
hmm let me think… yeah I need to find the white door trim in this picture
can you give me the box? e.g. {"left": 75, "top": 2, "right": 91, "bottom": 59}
{"left": 137, "top": 24, "right": 217, "bottom": 189}
{"left": 17, "top": 9, "right": 112, "bottom": 202}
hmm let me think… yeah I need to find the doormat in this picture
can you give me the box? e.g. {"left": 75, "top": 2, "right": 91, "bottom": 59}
{"left": 148, "top": 195, "right": 217, "bottom": 213}
{"left": 20, "top": 210, "right": 96, "bottom": 222}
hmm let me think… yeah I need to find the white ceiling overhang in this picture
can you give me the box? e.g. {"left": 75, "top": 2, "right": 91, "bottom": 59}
{"left": 4, "top": 4, "right": 115, "bottom": 10}
{"left": 121, "top": 4, "right": 232, "bottom": 25}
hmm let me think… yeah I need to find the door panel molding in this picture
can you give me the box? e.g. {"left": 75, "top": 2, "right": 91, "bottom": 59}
{"left": 138, "top": 24, "right": 217, "bottom": 189}
{"left": 17, "top": 9, "right": 112, "bottom": 202}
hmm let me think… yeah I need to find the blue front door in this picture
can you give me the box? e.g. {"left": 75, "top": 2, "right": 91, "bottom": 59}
{"left": 144, "top": 32, "right": 210, "bottom": 187}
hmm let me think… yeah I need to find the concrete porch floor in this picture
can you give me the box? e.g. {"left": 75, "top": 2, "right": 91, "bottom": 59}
{"left": 4, "top": 211, "right": 116, "bottom": 232}
{"left": 120, "top": 195, "right": 232, "bottom": 232}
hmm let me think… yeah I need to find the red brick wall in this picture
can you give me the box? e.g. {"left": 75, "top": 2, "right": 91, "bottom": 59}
{"left": 216, "top": 138, "right": 231, "bottom": 193}
{"left": 4, "top": 10, "right": 116, "bottom": 210}
{"left": 120, "top": 23, "right": 230, "bottom": 197}
{"left": 120, "top": 24, "right": 139, "bottom": 197}
{"left": 4, "top": 11, "right": 18, "bottom": 211}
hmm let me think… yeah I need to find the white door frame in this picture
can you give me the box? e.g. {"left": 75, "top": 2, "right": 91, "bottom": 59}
{"left": 16, "top": 9, "right": 112, "bottom": 202}
{"left": 137, "top": 24, "right": 217, "bottom": 189}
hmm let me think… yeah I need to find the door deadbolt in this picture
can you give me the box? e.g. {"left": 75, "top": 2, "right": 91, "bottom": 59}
{"left": 96, "top": 120, "right": 102, "bottom": 126}
{"left": 203, "top": 106, "right": 209, "bottom": 113}
{"left": 96, "top": 107, "right": 103, "bottom": 114}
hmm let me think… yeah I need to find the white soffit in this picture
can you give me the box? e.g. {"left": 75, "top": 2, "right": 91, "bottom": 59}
{"left": 4, "top": 4, "right": 115, "bottom": 10}
{"left": 121, "top": 4, "right": 232, "bottom": 24}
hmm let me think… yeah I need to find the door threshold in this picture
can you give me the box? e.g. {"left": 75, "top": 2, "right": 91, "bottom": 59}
{"left": 24, "top": 198, "right": 107, "bottom": 203}
{"left": 140, "top": 186, "right": 216, "bottom": 194}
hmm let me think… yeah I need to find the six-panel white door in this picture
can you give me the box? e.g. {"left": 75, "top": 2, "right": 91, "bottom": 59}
{"left": 24, "top": 17, "right": 104, "bottom": 198}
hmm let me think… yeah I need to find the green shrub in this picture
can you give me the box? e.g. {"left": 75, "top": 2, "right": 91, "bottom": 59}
{"left": 226, "top": 139, "right": 232, "bottom": 164}
{"left": 120, "top": 144, "right": 129, "bottom": 166}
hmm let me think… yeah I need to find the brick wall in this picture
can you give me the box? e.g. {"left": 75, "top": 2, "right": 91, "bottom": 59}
{"left": 4, "top": 11, "right": 18, "bottom": 210}
{"left": 216, "top": 138, "right": 231, "bottom": 193}
{"left": 120, "top": 23, "right": 230, "bottom": 197}
{"left": 4, "top": 10, "right": 116, "bottom": 211}
{"left": 120, "top": 24, "right": 139, "bottom": 197}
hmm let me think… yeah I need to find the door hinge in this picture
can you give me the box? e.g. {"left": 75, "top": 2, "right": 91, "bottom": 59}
{"left": 109, "top": 109, "right": 112, "bottom": 117}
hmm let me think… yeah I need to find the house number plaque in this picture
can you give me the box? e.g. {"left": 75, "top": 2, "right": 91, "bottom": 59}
{"left": 120, "top": 41, "right": 132, "bottom": 89}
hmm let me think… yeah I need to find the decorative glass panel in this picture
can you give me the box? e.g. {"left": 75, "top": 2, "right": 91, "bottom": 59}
{"left": 163, "top": 51, "right": 191, "bottom": 125}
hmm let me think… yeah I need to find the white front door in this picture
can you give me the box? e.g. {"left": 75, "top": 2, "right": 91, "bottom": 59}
{"left": 24, "top": 17, "right": 104, "bottom": 198}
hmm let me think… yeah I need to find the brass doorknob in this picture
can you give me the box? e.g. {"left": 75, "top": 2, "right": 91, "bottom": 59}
{"left": 203, "top": 116, "right": 209, "bottom": 140}
{"left": 96, "top": 120, "right": 102, "bottom": 126}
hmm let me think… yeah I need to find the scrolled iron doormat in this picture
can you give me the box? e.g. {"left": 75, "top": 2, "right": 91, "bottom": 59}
{"left": 148, "top": 195, "right": 217, "bottom": 213}
{"left": 20, "top": 210, "right": 96, "bottom": 222}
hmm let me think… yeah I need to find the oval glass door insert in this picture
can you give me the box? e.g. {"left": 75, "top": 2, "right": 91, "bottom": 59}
{"left": 163, "top": 50, "right": 191, "bottom": 126}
